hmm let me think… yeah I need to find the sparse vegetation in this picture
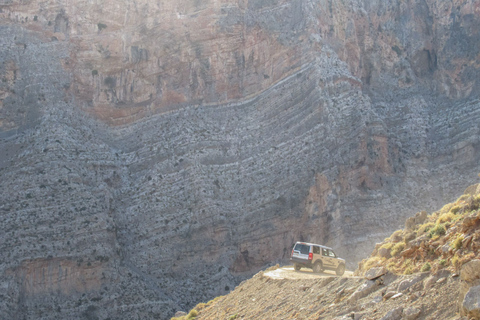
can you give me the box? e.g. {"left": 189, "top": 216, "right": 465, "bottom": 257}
{"left": 171, "top": 297, "right": 224, "bottom": 320}
{"left": 450, "top": 205, "right": 462, "bottom": 214}
{"left": 436, "top": 211, "right": 455, "bottom": 224}
{"left": 452, "top": 234, "right": 464, "bottom": 250}
{"left": 418, "top": 221, "right": 435, "bottom": 235}
{"left": 358, "top": 179, "right": 480, "bottom": 275}
{"left": 429, "top": 224, "right": 446, "bottom": 238}
{"left": 363, "top": 256, "right": 386, "bottom": 270}
{"left": 391, "top": 242, "right": 405, "bottom": 257}
{"left": 379, "top": 242, "right": 394, "bottom": 251}
{"left": 421, "top": 262, "right": 431, "bottom": 272}
{"left": 186, "top": 309, "right": 198, "bottom": 319}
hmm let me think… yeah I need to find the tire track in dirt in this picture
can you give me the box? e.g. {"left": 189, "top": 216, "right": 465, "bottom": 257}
{"left": 263, "top": 266, "right": 355, "bottom": 280}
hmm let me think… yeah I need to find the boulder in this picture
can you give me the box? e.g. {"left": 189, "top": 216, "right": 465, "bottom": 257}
{"left": 414, "top": 211, "right": 428, "bottom": 225}
{"left": 398, "top": 275, "right": 424, "bottom": 292}
{"left": 348, "top": 280, "right": 379, "bottom": 303}
{"left": 403, "top": 307, "right": 421, "bottom": 320}
{"left": 380, "top": 307, "right": 403, "bottom": 320}
{"left": 463, "top": 235, "right": 474, "bottom": 248}
{"left": 461, "top": 260, "right": 480, "bottom": 283}
{"left": 405, "top": 217, "right": 416, "bottom": 230}
{"left": 463, "top": 215, "right": 480, "bottom": 232}
{"left": 378, "top": 247, "right": 391, "bottom": 258}
{"left": 462, "top": 285, "right": 480, "bottom": 319}
{"left": 174, "top": 311, "right": 187, "bottom": 317}
{"left": 441, "top": 244, "right": 450, "bottom": 253}
{"left": 424, "top": 275, "right": 438, "bottom": 290}
{"left": 365, "top": 267, "right": 388, "bottom": 280}
{"left": 464, "top": 184, "right": 480, "bottom": 196}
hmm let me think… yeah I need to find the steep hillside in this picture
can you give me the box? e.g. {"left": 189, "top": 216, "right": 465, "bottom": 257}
{"left": 1, "top": 0, "right": 480, "bottom": 319}
{"left": 358, "top": 183, "right": 480, "bottom": 276}
{"left": 185, "top": 182, "right": 480, "bottom": 319}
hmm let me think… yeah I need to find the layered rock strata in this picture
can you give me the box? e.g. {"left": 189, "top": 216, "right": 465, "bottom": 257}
{"left": 0, "top": 0, "right": 480, "bottom": 318}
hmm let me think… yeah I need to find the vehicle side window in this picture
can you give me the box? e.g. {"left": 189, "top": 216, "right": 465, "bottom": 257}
{"left": 328, "top": 250, "right": 336, "bottom": 258}
{"left": 322, "top": 248, "right": 328, "bottom": 256}
{"left": 313, "top": 246, "right": 320, "bottom": 254}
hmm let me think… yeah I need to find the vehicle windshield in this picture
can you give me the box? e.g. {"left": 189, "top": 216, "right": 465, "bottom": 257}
{"left": 293, "top": 244, "right": 310, "bottom": 255}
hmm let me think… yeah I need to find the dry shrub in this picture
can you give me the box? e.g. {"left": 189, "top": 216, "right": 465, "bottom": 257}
{"left": 195, "top": 303, "right": 207, "bottom": 311}
{"left": 362, "top": 256, "right": 386, "bottom": 271}
{"left": 386, "top": 260, "right": 397, "bottom": 272}
{"left": 456, "top": 194, "right": 470, "bottom": 203}
{"left": 452, "top": 235, "right": 464, "bottom": 250}
{"left": 437, "top": 212, "right": 456, "bottom": 224}
{"left": 388, "top": 229, "right": 404, "bottom": 242}
{"left": 418, "top": 222, "right": 435, "bottom": 236}
{"left": 402, "top": 259, "right": 414, "bottom": 275}
{"left": 380, "top": 242, "right": 394, "bottom": 250}
{"left": 450, "top": 205, "right": 462, "bottom": 215}
{"left": 440, "top": 203, "right": 454, "bottom": 215}
{"left": 391, "top": 242, "right": 405, "bottom": 257}
{"left": 187, "top": 309, "right": 198, "bottom": 319}
{"left": 421, "top": 262, "right": 431, "bottom": 272}
{"left": 429, "top": 224, "right": 446, "bottom": 239}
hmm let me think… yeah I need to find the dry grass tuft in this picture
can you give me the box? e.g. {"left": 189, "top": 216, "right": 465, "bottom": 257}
{"left": 357, "top": 179, "right": 480, "bottom": 276}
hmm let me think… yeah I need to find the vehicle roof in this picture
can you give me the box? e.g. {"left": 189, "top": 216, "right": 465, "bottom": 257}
{"left": 294, "top": 241, "right": 333, "bottom": 250}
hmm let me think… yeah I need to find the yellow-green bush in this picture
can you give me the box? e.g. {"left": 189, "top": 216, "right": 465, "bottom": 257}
{"left": 452, "top": 235, "right": 464, "bottom": 250}
{"left": 362, "top": 256, "right": 386, "bottom": 270}
{"left": 439, "top": 203, "right": 454, "bottom": 215}
{"left": 187, "top": 309, "right": 198, "bottom": 319}
{"left": 391, "top": 242, "right": 405, "bottom": 257}
{"left": 429, "top": 224, "right": 446, "bottom": 238}
{"left": 421, "top": 262, "right": 431, "bottom": 272}
{"left": 437, "top": 212, "right": 456, "bottom": 224}
{"left": 450, "top": 205, "right": 462, "bottom": 215}
{"left": 418, "top": 222, "right": 435, "bottom": 235}
{"left": 402, "top": 259, "right": 414, "bottom": 274}
{"left": 195, "top": 303, "right": 207, "bottom": 311}
{"left": 380, "top": 242, "right": 394, "bottom": 250}
{"left": 452, "top": 254, "right": 460, "bottom": 269}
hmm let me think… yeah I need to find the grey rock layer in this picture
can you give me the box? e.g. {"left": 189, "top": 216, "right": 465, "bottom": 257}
{"left": 1, "top": 0, "right": 480, "bottom": 319}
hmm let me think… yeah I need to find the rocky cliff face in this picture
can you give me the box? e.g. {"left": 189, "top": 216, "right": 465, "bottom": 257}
{"left": 1, "top": 0, "right": 480, "bottom": 319}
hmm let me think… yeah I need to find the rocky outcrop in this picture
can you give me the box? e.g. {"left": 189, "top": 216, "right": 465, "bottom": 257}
{"left": 1, "top": 0, "right": 480, "bottom": 319}
{"left": 460, "top": 260, "right": 480, "bottom": 318}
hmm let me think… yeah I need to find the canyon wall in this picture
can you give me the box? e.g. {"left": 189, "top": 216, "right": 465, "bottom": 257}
{"left": 1, "top": 0, "right": 480, "bottom": 318}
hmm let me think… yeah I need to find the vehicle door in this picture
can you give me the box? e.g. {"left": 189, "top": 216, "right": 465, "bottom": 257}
{"left": 321, "top": 248, "right": 333, "bottom": 268}
{"left": 327, "top": 249, "right": 339, "bottom": 268}
{"left": 312, "top": 245, "right": 321, "bottom": 262}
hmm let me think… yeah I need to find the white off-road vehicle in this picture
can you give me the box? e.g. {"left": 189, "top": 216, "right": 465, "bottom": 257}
{"left": 290, "top": 242, "right": 346, "bottom": 276}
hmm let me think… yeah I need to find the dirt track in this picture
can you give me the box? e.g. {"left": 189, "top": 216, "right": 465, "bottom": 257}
{"left": 263, "top": 265, "right": 354, "bottom": 280}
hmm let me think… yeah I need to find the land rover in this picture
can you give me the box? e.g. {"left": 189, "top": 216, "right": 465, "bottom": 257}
{"left": 290, "top": 242, "right": 346, "bottom": 276}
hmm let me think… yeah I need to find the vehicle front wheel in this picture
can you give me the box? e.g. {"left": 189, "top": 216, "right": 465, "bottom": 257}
{"left": 313, "top": 261, "right": 323, "bottom": 274}
{"left": 294, "top": 263, "right": 301, "bottom": 271}
{"left": 336, "top": 264, "right": 345, "bottom": 276}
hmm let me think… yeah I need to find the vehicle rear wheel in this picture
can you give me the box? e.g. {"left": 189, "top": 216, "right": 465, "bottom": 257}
{"left": 336, "top": 264, "right": 345, "bottom": 276}
{"left": 313, "top": 261, "right": 323, "bottom": 273}
{"left": 294, "top": 263, "right": 301, "bottom": 271}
